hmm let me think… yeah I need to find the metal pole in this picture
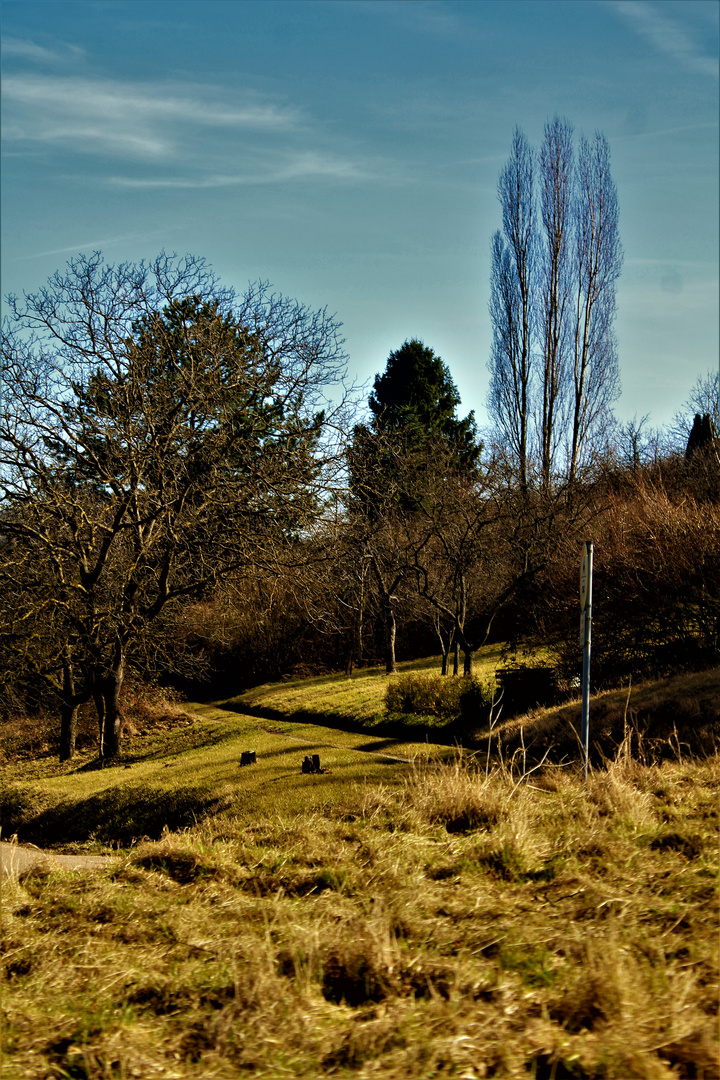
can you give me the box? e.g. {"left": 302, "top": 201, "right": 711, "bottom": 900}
{"left": 580, "top": 541, "right": 593, "bottom": 779}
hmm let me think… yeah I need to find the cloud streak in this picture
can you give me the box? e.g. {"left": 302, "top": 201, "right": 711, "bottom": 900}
{"left": 1, "top": 69, "right": 377, "bottom": 187}
{"left": 611, "top": 1, "right": 719, "bottom": 78}
{"left": 2, "top": 74, "right": 303, "bottom": 159}
{"left": 107, "top": 150, "right": 374, "bottom": 189}
{"left": 1, "top": 35, "right": 84, "bottom": 63}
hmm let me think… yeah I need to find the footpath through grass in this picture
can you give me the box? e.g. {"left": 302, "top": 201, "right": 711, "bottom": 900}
{"left": 1, "top": 678, "right": 457, "bottom": 850}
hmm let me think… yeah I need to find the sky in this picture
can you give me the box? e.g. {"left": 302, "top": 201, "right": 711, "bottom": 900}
{"left": 2, "top": 0, "right": 718, "bottom": 434}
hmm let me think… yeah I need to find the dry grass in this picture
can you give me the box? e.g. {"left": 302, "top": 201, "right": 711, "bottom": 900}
{"left": 2, "top": 751, "right": 718, "bottom": 1079}
{"left": 488, "top": 667, "right": 720, "bottom": 769}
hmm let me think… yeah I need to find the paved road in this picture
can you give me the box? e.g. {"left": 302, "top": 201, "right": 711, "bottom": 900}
{"left": 1, "top": 841, "right": 116, "bottom": 879}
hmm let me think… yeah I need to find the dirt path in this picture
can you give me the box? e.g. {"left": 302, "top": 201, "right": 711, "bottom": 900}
{"left": 261, "top": 727, "right": 415, "bottom": 764}
{"left": 1, "top": 841, "right": 116, "bottom": 880}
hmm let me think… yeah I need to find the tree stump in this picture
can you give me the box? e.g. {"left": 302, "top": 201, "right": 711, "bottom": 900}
{"left": 240, "top": 751, "right": 256, "bottom": 766}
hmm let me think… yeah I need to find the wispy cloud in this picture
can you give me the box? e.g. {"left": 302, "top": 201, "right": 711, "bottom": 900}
{"left": 359, "top": 0, "right": 471, "bottom": 41}
{"left": 108, "top": 151, "right": 374, "bottom": 189}
{"left": 10, "top": 230, "right": 169, "bottom": 263}
{"left": 1, "top": 70, "right": 376, "bottom": 186}
{"left": 611, "top": 1, "right": 719, "bottom": 78}
{"left": 1, "top": 35, "right": 84, "bottom": 63}
{"left": 2, "top": 74, "right": 302, "bottom": 160}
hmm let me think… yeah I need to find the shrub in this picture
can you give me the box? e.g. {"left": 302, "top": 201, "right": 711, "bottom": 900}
{"left": 385, "top": 673, "right": 494, "bottom": 726}
{"left": 495, "top": 665, "right": 564, "bottom": 717}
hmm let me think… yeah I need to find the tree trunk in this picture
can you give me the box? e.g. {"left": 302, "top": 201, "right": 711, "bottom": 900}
{"left": 100, "top": 677, "right": 124, "bottom": 760}
{"left": 463, "top": 648, "right": 474, "bottom": 677}
{"left": 435, "top": 619, "right": 453, "bottom": 676}
{"left": 93, "top": 677, "right": 106, "bottom": 759}
{"left": 58, "top": 652, "right": 79, "bottom": 761}
{"left": 385, "top": 603, "right": 397, "bottom": 674}
{"left": 95, "top": 642, "right": 126, "bottom": 760}
{"left": 452, "top": 640, "right": 460, "bottom": 676}
{"left": 59, "top": 701, "right": 78, "bottom": 762}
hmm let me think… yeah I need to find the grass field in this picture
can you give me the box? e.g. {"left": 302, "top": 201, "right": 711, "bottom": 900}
{"left": 1, "top": 655, "right": 719, "bottom": 1079}
{"left": 1, "top": 701, "right": 445, "bottom": 850}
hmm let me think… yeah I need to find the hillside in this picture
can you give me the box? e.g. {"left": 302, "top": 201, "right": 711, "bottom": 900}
{"left": 2, "top": 662, "right": 719, "bottom": 1078}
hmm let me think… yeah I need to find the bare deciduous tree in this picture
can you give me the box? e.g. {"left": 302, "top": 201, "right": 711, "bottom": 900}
{"left": 488, "top": 118, "right": 622, "bottom": 490}
{"left": 539, "top": 116, "right": 574, "bottom": 491}
{"left": 568, "top": 131, "right": 623, "bottom": 485}
{"left": 0, "top": 252, "right": 347, "bottom": 759}
{"left": 488, "top": 127, "right": 535, "bottom": 491}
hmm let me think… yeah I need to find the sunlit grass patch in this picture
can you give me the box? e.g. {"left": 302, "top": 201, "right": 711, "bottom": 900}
{"left": 2, "top": 705, "right": 446, "bottom": 848}
{"left": 227, "top": 644, "right": 508, "bottom": 729}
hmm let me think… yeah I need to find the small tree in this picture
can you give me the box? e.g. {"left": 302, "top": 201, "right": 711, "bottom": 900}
{"left": 686, "top": 413, "right": 717, "bottom": 459}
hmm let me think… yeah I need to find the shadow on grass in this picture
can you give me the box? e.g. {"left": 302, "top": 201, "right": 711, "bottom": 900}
{"left": 221, "top": 701, "right": 471, "bottom": 748}
{"left": 1, "top": 782, "right": 235, "bottom": 848}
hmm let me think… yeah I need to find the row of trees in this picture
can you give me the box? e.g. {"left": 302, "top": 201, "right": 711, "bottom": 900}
{"left": 488, "top": 117, "right": 623, "bottom": 490}
{"left": 182, "top": 356, "right": 718, "bottom": 698}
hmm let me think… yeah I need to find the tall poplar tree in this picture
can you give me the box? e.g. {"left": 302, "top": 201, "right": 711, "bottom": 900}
{"left": 488, "top": 117, "right": 622, "bottom": 489}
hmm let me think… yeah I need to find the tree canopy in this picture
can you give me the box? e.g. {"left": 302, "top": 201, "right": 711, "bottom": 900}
{"left": 0, "top": 251, "right": 346, "bottom": 758}
{"left": 368, "top": 338, "right": 480, "bottom": 470}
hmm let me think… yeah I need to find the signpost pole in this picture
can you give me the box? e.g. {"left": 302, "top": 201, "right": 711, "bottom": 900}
{"left": 580, "top": 541, "right": 593, "bottom": 779}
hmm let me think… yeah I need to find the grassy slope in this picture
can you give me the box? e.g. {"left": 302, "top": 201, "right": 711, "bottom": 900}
{"left": 1, "top": 650, "right": 508, "bottom": 849}
{"left": 230, "top": 647, "right": 507, "bottom": 728}
{"left": 1, "top": 698, "right": 450, "bottom": 851}
{"left": 2, "top": 756, "right": 718, "bottom": 1079}
{"left": 2, "top": 655, "right": 719, "bottom": 1078}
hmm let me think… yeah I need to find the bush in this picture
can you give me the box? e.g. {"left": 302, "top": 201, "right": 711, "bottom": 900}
{"left": 385, "top": 674, "right": 494, "bottom": 727}
{"left": 495, "top": 665, "right": 564, "bottom": 718}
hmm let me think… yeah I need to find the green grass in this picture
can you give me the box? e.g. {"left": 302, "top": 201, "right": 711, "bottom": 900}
{"left": 1, "top": 700, "right": 450, "bottom": 850}
{"left": 227, "top": 645, "right": 508, "bottom": 728}
{"left": 4, "top": 650, "right": 717, "bottom": 852}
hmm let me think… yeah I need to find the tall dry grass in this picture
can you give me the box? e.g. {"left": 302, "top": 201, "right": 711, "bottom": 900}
{"left": 2, "top": 745, "right": 718, "bottom": 1079}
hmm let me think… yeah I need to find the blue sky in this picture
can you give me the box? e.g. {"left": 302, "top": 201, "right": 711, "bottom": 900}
{"left": 2, "top": 0, "right": 718, "bottom": 433}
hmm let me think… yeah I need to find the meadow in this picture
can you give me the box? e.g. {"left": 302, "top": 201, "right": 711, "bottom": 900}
{"left": 1, "top": 654, "right": 718, "bottom": 1079}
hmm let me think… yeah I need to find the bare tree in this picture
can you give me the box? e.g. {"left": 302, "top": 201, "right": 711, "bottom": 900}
{"left": 488, "top": 128, "right": 535, "bottom": 491}
{"left": 488, "top": 118, "right": 623, "bottom": 491}
{"left": 671, "top": 371, "right": 720, "bottom": 450}
{"left": 0, "top": 252, "right": 347, "bottom": 759}
{"left": 538, "top": 116, "right": 574, "bottom": 491}
{"left": 568, "top": 132, "right": 623, "bottom": 485}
